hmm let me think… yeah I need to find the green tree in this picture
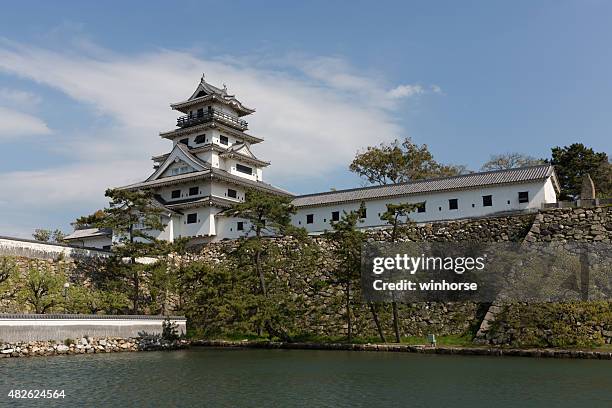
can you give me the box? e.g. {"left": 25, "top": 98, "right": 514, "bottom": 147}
{"left": 0, "top": 256, "right": 18, "bottom": 304}
{"left": 223, "top": 189, "right": 304, "bottom": 340}
{"left": 64, "top": 285, "right": 128, "bottom": 314}
{"left": 32, "top": 229, "right": 67, "bottom": 243}
{"left": 326, "top": 204, "right": 366, "bottom": 343}
{"left": 550, "top": 143, "right": 611, "bottom": 199}
{"left": 51, "top": 229, "right": 67, "bottom": 243}
{"left": 32, "top": 229, "right": 51, "bottom": 242}
{"left": 350, "top": 137, "right": 465, "bottom": 185}
{"left": 75, "top": 188, "right": 168, "bottom": 313}
{"left": 177, "top": 258, "right": 257, "bottom": 338}
{"left": 19, "top": 262, "right": 64, "bottom": 314}
{"left": 480, "top": 153, "right": 545, "bottom": 171}
{"left": 380, "top": 202, "right": 422, "bottom": 343}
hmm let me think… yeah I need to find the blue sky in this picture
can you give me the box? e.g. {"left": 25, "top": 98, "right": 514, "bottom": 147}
{"left": 0, "top": 0, "right": 610, "bottom": 237}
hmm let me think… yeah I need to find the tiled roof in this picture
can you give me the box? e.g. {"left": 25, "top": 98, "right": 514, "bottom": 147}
{"left": 64, "top": 228, "right": 112, "bottom": 240}
{"left": 292, "top": 165, "right": 558, "bottom": 207}
{"left": 117, "top": 167, "right": 292, "bottom": 196}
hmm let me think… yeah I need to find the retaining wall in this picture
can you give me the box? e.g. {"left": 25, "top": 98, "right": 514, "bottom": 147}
{"left": 0, "top": 236, "right": 110, "bottom": 260}
{"left": 0, "top": 314, "right": 186, "bottom": 343}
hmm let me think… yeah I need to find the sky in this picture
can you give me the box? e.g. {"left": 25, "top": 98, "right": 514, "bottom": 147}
{"left": 0, "top": 0, "right": 611, "bottom": 238}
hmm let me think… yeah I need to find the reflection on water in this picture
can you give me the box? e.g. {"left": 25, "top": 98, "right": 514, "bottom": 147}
{"left": 1, "top": 348, "right": 611, "bottom": 407}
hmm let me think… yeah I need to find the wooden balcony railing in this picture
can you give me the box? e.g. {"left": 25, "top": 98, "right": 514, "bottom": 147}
{"left": 177, "top": 109, "right": 248, "bottom": 130}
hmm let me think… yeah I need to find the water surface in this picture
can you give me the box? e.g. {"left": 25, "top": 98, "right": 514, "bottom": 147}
{"left": 1, "top": 348, "right": 610, "bottom": 407}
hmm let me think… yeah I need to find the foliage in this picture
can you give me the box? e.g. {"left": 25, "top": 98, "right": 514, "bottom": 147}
{"left": 223, "top": 189, "right": 299, "bottom": 237}
{"left": 177, "top": 259, "right": 257, "bottom": 337}
{"left": 32, "top": 229, "right": 51, "bottom": 242}
{"left": 325, "top": 203, "right": 365, "bottom": 342}
{"left": 162, "top": 318, "right": 180, "bottom": 341}
{"left": 489, "top": 302, "right": 612, "bottom": 348}
{"left": 65, "top": 285, "right": 129, "bottom": 314}
{"left": 379, "top": 202, "right": 422, "bottom": 342}
{"left": 349, "top": 137, "right": 466, "bottom": 185}
{"left": 380, "top": 202, "right": 422, "bottom": 241}
{"left": 221, "top": 189, "right": 307, "bottom": 340}
{"left": 0, "top": 256, "right": 17, "bottom": 286}
{"left": 75, "top": 188, "right": 172, "bottom": 313}
{"left": 550, "top": 143, "right": 611, "bottom": 199}
{"left": 480, "top": 152, "right": 545, "bottom": 171}
{"left": 0, "top": 256, "right": 18, "bottom": 304}
{"left": 76, "top": 188, "right": 166, "bottom": 244}
{"left": 18, "top": 262, "right": 65, "bottom": 314}
{"left": 32, "top": 229, "right": 67, "bottom": 243}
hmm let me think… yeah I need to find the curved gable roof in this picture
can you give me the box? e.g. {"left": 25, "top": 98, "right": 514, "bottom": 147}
{"left": 146, "top": 143, "right": 210, "bottom": 182}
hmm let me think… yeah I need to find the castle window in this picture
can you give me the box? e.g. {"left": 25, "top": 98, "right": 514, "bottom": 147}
{"left": 197, "top": 108, "right": 204, "bottom": 117}
{"left": 171, "top": 190, "right": 181, "bottom": 199}
{"left": 195, "top": 134, "right": 206, "bottom": 144}
{"left": 236, "top": 164, "right": 252, "bottom": 175}
{"left": 482, "top": 195, "right": 493, "bottom": 207}
{"left": 179, "top": 138, "right": 189, "bottom": 146}
{"left": 220, "top": 135, "right": 229, "bottom": 145}
{"left": 359, "top": 207, "right": 367, "bottom": 219}
{"left": 417, "top": 203, "right": 426, "bottom": 213}
{"left": 449, "top": 199, "right": 458, "bottom": 210}
{"left": 227, "top": 189, "right": 237, "bottom": 198}
{"left": 189, "top": 187, "right": 199, "bottom": 196}
{"left": 237, "top": 221, "right": 244, "bottom": 231}
{"left": 170, "top": 166, "right": 190, "bottom": 176}
{"left": 187, "top": 213, "right": 197, "bottom": 224}
{"left": 331, "top": 211, "right": 340, "bottom": 222}
{"left": 306, "top": 214, "right": 314, "bottom": 224}
{"left": 518, "top": 191, "right": 529, "bottom": 203}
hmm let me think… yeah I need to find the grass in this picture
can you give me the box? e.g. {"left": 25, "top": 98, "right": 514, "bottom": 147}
{"left": 400, "top": 334, "right": 474, "bottom": 347}
{"left": 193, "top": 332, "right": 476, "bottom": 347}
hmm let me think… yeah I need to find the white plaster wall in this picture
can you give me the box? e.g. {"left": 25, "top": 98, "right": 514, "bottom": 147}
{"left": 155, "top": 182, "right": 212, "bottom": 202}
{"left": 0, "top": 316, "right": 187, "bottom": 343}
{"left": 0, "top": 237, "right": 110, "bottom": 260}
{"left": 210, "top": 181, "right": 246, "bottom": 202}
{"left": 194, "top": 150, "right": 216, "bottom": 167}
{"left": 226, "top": 158, "right": 258, "bottom": 181}
{"left": 292, "top": 180, "right": 556, "bottom": 233}
{"left": 67, "top": 236, "right": 112, "bottom": 250}
{"left": 178, "top": 207, "right": 215, "bottom": 238}
{"left": 213, "top": 213, "right": 253, "bottom": 241}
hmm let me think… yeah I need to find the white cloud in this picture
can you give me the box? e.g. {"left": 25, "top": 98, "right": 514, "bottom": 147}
{"left": 431, "top": 84, "right": 443, "bottom": 94}
{"left": 387, "top": 84, "right": 425, "bottom": 99}
{"left": 0, "top": 38, "right": 437, "bottom": 233}
{"left": 0, "top": 106, "right": 51, "bottom": 139}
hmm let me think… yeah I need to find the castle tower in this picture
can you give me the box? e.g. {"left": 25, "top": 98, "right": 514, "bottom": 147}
{"left": 118, "top": 75, "right": 292, "bottom": 243}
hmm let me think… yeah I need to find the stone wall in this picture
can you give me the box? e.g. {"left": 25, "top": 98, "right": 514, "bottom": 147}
{"left": 0, "top": 336, "right": 188, "bottom": 359}
{"left": 194, "top": 206, "right": 611, "bottom": 345}
{"left": 525, "top": 206, "right": 611, "bottom": 243}
{"left": 479, "top": 206, "right": 612, "bottom": 346}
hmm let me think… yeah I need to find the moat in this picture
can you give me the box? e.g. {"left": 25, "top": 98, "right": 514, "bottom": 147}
{"left": 1, "top": 348, "right": 611, "bottom": 407}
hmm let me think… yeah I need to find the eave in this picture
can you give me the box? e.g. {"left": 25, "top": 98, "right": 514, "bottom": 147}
{"left": 171, "top": 94, "right": 255, "bottom": 117}
{"left": 219, "top": 151, "right": 270, "bottom": 168}
{"left": 164, "top": 195, "right": 239, "bottom": 210}
{"left": 159, "top": 122, "right": 263, "bottom": 144}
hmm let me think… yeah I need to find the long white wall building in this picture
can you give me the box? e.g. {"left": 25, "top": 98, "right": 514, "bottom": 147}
{"left": 291, "top": 165, "right": 559, "bottom": 234}
{"left": 66, "top": 77, "right": 560, "bottom": 247}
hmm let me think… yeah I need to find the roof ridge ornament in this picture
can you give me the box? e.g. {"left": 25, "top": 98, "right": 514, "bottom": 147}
{"left": 201, "top": 73, "right": 206, "bottom": 83}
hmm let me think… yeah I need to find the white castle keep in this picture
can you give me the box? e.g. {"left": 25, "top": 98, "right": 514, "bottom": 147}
{"left": 65, "top": 76, "right": 560, "bottom": 248}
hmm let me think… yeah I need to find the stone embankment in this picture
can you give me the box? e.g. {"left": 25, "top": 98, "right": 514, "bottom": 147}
{"left": 193, "top": 340, "right": 612, "bottom": 360}
{"left": 0, "top": 336, "right": 188, "bottom": 358}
